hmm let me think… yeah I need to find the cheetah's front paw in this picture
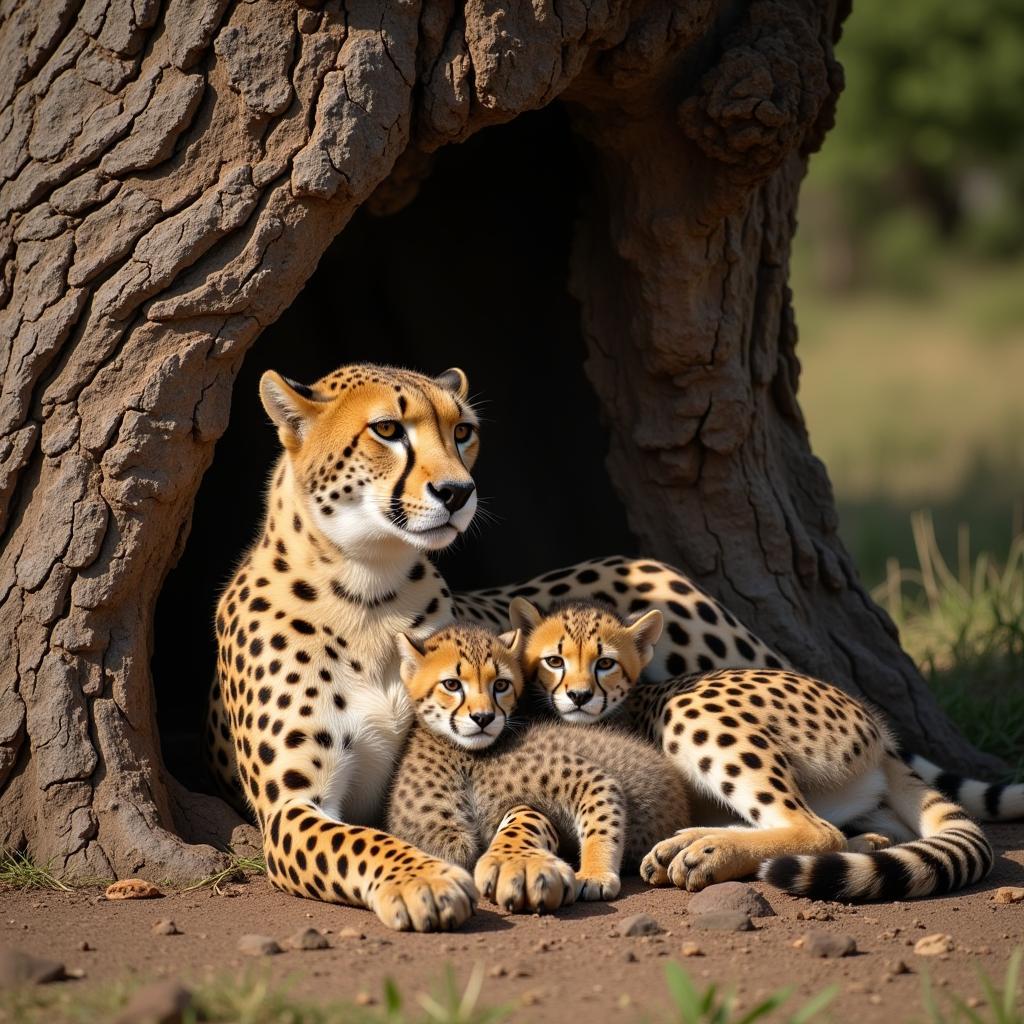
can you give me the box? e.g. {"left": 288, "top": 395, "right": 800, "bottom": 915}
{"left": 474, "top": 848, "right": 576, "bottom": 914}
{"left": 641, "top": 828, "right": 751, "bottom": 892}
{"left": 371, "top": 859, "right": 477, "bottom": 932}
{"left": 575, "top": 871, "right": 621, "bottom": 901}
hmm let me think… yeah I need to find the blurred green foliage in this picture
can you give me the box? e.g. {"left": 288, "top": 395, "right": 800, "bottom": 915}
{"left": 802, "top": 0, "right": 1024, "bottom": 289}
{"left": 793, "top": 0, "right": 1024, "bottom": 589}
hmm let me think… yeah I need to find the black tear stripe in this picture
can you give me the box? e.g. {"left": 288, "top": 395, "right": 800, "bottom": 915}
{"left": 388, "top": 438, "right": 415, "bottom": 526}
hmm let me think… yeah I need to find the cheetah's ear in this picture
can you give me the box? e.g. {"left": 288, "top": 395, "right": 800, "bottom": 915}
{"left": 497, "top": 628, "right": 522, "bottom": 656}
{"left": 508, "top": 597, "right": 543, "bottom": 633}
{"left": 260, "top": 371, "right": 323, "bottom": 451}
{"left": 395, "top": 633, "right": 426, "bottom": 685}
{"left": 625, "top": 609, "right": 663, "bottom": 668}
{"left": 435, "top": 367, "right": 469, "bottom": 401}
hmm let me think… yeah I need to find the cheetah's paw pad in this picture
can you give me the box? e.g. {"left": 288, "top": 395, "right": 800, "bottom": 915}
{"left": 474, "top": 849, "right": 576, "bottom": 914}
{"left": 576, "top": 871, "right": 621, "bottom": 901}
{"left": 372, "top": 861, "right": 477, "bottom": 932}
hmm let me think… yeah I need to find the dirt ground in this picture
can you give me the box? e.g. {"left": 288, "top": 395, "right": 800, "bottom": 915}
{"left": 2, "top": 824, "right": 1023, "bottom": 1023}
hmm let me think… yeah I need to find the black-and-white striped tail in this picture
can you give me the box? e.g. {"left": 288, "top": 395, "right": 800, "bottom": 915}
{"left": 761, "top": 754, "right": 995, "bottom": 901}
{"left": 904, "top": 752, "right": 1024, "bottom": 821}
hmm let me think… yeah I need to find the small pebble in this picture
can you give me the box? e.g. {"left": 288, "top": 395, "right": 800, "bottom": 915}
{"left": 914, "top": 934, "right": 953, "bottom": 957}
{"left": 284, "top": 927, "right": 328, "bottom": 951}
{"left": 237, "top": 934, "right": 281, "bottom": 957}
{"left": 106, "top": 879, "right": 163, "bottom": 901}
{"left": 688, "top": 882, "right": 775, "bottom": 918}
{"left": 692, "top": 911, "right": 754, "bottom": 932}
{"left": 681, "top": 942, "right": 704, "bottom": 957}
{"left": 337, "top": 927, "right": 365, "bottom": 940}
{"left": 993, "top": 887, "right": 1024, "bottom": 904}
{"left": 613, "top": 913, "right": 663, "bottom": 937}
{"left": 151, "top": 919, "right": 180, "bottom": 936}
{"left": 798, "top": 932, "right": 857, "bottom": 958}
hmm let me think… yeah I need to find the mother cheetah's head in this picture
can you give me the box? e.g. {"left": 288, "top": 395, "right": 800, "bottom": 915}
{"left": 260, "top": 363, "right": 480, "bottom": 552}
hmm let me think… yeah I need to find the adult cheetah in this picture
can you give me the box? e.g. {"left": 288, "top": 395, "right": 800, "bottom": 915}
{"left": 206, "top": 362, "right": 790, "bottom": 929}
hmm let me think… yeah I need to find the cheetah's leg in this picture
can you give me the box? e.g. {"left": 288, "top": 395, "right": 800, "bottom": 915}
{"left": 263, "top": 800, "right": 477, "bottom": 931}
{"left": 474, "top": 806, "right": 577, "bottom": 913}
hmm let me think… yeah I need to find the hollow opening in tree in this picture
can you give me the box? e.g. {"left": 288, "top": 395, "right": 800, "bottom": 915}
{"left": 153, "top": 104, "right": 636, "bottom": 790}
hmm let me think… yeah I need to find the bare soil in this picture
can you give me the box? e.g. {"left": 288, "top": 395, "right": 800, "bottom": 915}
{"left": 3, "top": 825, "right": 1023, "bottom": 1022}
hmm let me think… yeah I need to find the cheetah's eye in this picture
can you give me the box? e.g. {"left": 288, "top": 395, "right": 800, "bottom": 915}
{"left": 454, "top": 422, "right": 475, "bottom": 444}
{"left": 544, "top": 655, "right": 564, "bottom": 669}
{"left": 493, "top": 678, "right": 511, "bottom": 694}
{"left": 441, "top": 678, "right": 462, "bottom": 693}
{"left": 596, "top": 657, "right": 616, "bottom": 671}
{"left": 371, "top": 420, "right": 405, "bottom": 441}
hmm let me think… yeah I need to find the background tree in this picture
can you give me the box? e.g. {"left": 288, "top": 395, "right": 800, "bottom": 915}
{"left": 0, "top": 0, "right": 1004, "bottom": 883}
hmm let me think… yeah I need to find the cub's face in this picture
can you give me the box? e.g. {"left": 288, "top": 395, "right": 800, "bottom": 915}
{"left": 397, "top": 626, "right": 523, "bottom": 751}
{"left": 260, "top": 364, "right": 479, "bottom": 552}
{"left": 511, "top": 599, "right": 663, "bottom": 722}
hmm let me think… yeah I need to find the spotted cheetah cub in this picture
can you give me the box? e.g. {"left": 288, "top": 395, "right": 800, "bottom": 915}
{"left": 512, "top": 598, "right": 1008, "bottom": 902}
{"left": 385, "top": 623, "right": 690, "bottom": 906}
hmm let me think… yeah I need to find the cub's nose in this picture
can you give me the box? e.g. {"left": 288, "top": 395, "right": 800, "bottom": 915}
{"left": 429, "top": 481, "right": 475, "bottom": 513}
{"left": 469, "top": 710, "right": 495, "bottom": 730}
{"left": 567, "top": 689, "right": 594, "bottom": 708}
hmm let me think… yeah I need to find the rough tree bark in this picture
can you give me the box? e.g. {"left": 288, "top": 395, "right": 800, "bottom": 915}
{"left": 0, "top": 0, "right": 998, "bottom": 882}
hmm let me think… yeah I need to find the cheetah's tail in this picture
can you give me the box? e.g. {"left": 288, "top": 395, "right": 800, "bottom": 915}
{"left": 760, "top": 753, "right": 994, "bottom": 901}
{"left": 902, "top": 752, "right": 1024, "bottom": 821}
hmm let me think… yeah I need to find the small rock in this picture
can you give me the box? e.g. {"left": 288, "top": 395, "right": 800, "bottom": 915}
{"left": 522, "top": 990, "right": 543, "bottom": 1007}
{"left": 487, "top": 965, "right": 508, "bottom": 978}
{"left": 337, "top": 927, "right": 365, "bottom": 940}
{"left": 993, "top": 887, "right": 1024, "bottom": 905}
{"left": 77, "top": 941, "right": 92, "bottom": 952}
{"left": 112, "top": 981, "right": 192, "bottom": 1024}
{"left": 681, "top": 942, "right": 704, "bottom": 957}
{"left": 624, "top": 951, "right": 637, "bottom": 963}
{"left": 914, "top": 933, "right": 953, "bottom": 957}
{"left": 796, "top": 907, "right": 835, "bottom": 922}
{"left": 613, "top": 913, "right": 663, "bottom": 937}
{"left": 151, "top": 920, "right": 180, "bottom": 936}
{"left": 692, "top": 911, "right": 754, "bottom": 932}
{"left": 354, "top": 992, "right": 375, "bottom": 1006}
{"left": 284, "top": 927, "right": 329, "bottom": 951}
{"left": 887, "top": 959, "right": 911, "bottom": 975}
{"left": 512, "top": 965, "right": 533, "bottom": 978}
{"left": 237, "top": 934, "right": 281, "bottom": 957}
{"left": 106, "top": 879, "right": 163, "bottom": 901}
{"left": 688, "top": 882, "right": 775, "bottom": 919}
{"left": 800, "top": 932, "right": 857, "bottom": 958}
{"left": 966, "top": 997, "right": 985, "bottom": 1009}
{"left": 0, "top": 949, "right": 65, "bottom": 985}
{"left": 64, "top": 968, "right": 86, "bottom": 980}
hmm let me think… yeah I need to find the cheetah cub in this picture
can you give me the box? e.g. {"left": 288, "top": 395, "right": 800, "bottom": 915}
{"left": 385, "top": 622, "right": 690, "bottom": 905}
{"left": 512, "top": 598, "right": 1009, "bottom": 902}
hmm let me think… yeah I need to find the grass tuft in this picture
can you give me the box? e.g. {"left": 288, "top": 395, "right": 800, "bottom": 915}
{"left": 0, "top": 850, "right": 73, "bottom": 892}
{"left": 874, "top": 512, "right": 1024, "bottom": 779}
{"left": 922, "top": 947, "right": 1024, "bottom": 1024}
{"left": 180, "top": 853, "right": 267, "bottom": 893}
{"left": 661, "top": 962, "right": 835, "bottom": 1024}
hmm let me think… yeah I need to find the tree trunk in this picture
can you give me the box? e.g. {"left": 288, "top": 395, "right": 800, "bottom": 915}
{"left": 0, "top": 0, "right": 997, "bottom": 882}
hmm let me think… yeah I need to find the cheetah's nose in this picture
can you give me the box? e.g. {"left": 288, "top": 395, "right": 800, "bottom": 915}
{"left": 567, "top": 689, "right": 594, "bottom": 708}
{"left": 429, "top": 481, "right": 475, "bottom": 513}
{"left": 469, "top": 710, "right": 495, "bottom": 730}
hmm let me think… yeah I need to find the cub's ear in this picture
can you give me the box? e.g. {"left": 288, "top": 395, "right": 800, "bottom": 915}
{"left": 626, "top": 609, "right": 663, "bottom": 668}
{"left": 435, "top": 367, "right": 469, "bottom": 401}
{"left": 395, "top": 633, "right": 425, "bottom": 685}
{"left": 497, "top": 628, "right": 522, "bottom": 656}
{"left": 509, "top": 597, "right": 543, "bottom": 633}
{"left": 260, "top": 371, "right": 323, "bottom": 451}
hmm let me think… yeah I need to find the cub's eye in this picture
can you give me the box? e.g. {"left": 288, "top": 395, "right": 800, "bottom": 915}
{"left": 441, "top": 679, "right": 462, "bottom": 693}
{"left": 596, "top": 657, "right": 616, "bottom": 671}
{"left": 544, "top": 655, "right": 564, "bottom": 669}
{"left": 454, "top": 422, "right": 475, "bottom": 444}
{"left": 493, "top": 678, "right": 511, "bottom": 694}
{"left": 372, "top": 420, "right": 405, "bottom": 441}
